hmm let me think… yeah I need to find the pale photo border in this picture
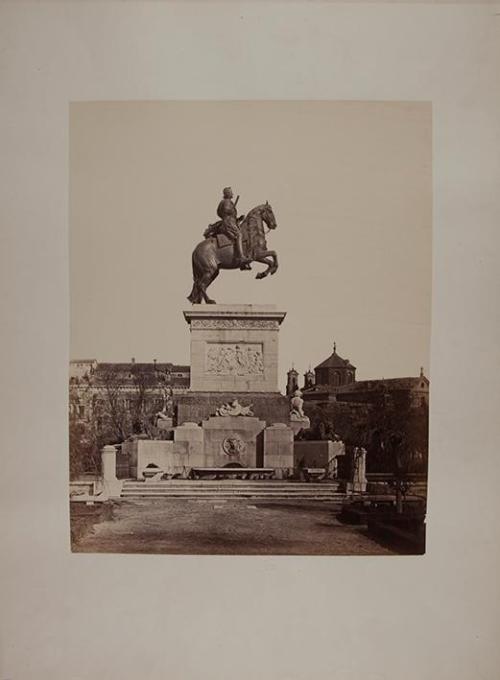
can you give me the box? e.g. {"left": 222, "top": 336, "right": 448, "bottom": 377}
{"left": 1, "top": 2, "right": 499, "bottom": 679}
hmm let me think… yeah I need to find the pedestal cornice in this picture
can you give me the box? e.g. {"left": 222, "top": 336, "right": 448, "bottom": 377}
{"left": 184, "top": 304, "right": 286, "bottom": 326}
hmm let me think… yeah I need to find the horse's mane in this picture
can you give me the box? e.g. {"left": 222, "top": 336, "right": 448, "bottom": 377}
{"left": 245, "top": 204, "right": 268, "bottom": 219}
{"left": 241, "top": 204, "right": 270, "bottom": 257}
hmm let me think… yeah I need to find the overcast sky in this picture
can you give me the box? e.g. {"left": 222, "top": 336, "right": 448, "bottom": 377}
{"left": 70, "top": 101, "right": 431, "bottom": 383}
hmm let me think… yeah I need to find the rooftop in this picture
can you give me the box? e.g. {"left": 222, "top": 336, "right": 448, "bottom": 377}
{"left": 315, "top": 343, "right": 356, "bottom": 371}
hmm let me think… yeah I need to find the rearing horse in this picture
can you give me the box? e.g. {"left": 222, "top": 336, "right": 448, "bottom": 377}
{"left": 187, "top": 202, "right": 278, "bottom": 304}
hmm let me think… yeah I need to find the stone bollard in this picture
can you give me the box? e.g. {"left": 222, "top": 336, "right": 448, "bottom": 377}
{"left": 101, "top": 445, "right": 122, "bottom": 498}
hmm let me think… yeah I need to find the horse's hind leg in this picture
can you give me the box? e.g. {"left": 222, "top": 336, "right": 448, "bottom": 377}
{"left": 200, "top": 268, "right": 219, "bottom": 304}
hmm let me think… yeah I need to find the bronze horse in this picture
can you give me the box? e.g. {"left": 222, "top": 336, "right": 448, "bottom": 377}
{"left": 187, "top": 202, "right": 278, "bottom": 304}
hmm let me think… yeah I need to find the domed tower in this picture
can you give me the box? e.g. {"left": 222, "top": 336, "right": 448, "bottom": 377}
{"left": 303, "top": 367, "right": 315, "bottom": 389}
{"left": 286, "top": 366, "right": 299, "bottom": 396}
{"left": 314, "top": 342, "right": 356, "bottom": 388}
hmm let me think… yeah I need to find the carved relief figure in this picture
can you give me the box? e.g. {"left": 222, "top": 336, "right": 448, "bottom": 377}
{"left": 222, "top": 435, "right": 247, "bottom": 456}
{"left": 206, "top": 344, "right": 264, "bottom": 376}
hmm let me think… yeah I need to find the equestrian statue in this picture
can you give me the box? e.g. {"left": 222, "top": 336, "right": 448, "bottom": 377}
{"left": 187, "top": 187, "right": 278, "bottom": 304}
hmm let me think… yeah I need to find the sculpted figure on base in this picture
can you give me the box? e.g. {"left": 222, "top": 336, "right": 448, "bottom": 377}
{"left": 290, "top": 389, "right": 307, "bottom": 420}
{"left": 215, "top": 399, "right": 254, "bottom": 417}
{"left": 187, "top": 187, "right": 279, "bottom": 304}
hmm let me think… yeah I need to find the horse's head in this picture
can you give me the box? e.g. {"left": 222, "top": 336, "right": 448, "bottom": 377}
{"left": 262, "top": 201, "right": 277, "bottom": 230}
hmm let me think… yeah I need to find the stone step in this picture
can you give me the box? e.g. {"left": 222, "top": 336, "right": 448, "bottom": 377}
{"left": 122, "top": 481, "right": 340, "bottom": 489}
{"left": 121, "top": 495, "right": 343, "bottom": 502}
{"left": 121, "top": 490, "right": 345, "bottom": 499}
{"left": 121, "top": 488, "right": 344, "bottom": 494}
{"left": 122, "top": 488, "right": 342, "bottom": 495}
{"left": 120, "top": 479, "right": 345, "bottom": 500}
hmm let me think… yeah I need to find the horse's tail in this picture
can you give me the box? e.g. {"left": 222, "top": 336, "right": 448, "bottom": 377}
{"left": 187, "top": 282, "right": 198, "bottom": 304}
{"left": 187, "top": 249, "right": 202, "bottom": 303}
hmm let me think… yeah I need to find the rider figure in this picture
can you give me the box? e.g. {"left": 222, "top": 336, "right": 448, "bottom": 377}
{"left": 217, "top": 187, "right": 251, "bottom": 270}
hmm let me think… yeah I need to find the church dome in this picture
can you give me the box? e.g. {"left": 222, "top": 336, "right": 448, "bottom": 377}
{"left": 314, "top": 343, "right": 356, "bottom": 371}
{"left": 314, "top": 343, "right": 356, "bottom": 388}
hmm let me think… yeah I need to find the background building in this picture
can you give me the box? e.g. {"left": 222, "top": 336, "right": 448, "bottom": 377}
{"left": 69, "top": 359, "right": 190, "bottom": 423}
{"left": 286, "top": 343, "right": 429, "bottom": 473}
{"left": 69, "top": 359, "right": 190, "bottom": 476}
{"left": 287, "top": 343, "right": 428, "bottom": 409}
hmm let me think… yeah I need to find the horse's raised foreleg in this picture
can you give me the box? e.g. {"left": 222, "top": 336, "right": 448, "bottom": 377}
{"left": 254, "top": 256, "right": 274, "bottom": 280}
{"left": 253, "top": 251, "right": 278, "bottom": 279}
{"left": 268, "top": 250, "right": 278, "bottom": 274}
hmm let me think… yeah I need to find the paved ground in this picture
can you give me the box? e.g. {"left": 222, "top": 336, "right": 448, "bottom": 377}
{"left": 72, "top": 499, "right": 397, "bottom": 555}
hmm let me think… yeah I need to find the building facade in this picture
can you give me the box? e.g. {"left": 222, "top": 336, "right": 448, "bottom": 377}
{"left": 69, "top": 359, "right": 190, "bottom": 424}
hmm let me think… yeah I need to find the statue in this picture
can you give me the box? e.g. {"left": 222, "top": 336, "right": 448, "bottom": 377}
{"left": 154, "top": 386, "right": 173, "bottom": 428}
{"left": 290, "top": 388, "right": 306, "bottom": 420}
{"left": 187, "top": 191, "right": 278, "bottom": 304}
{"left": 215, "top": 399, "right": 254, "bottom": 417}
{"left": 289, "top": 388, "right": 311, "bottom": 438}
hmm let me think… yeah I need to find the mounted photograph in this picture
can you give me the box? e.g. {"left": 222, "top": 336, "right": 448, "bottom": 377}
{"left": 69, "top": 101, "right": 431, "bottom": 555}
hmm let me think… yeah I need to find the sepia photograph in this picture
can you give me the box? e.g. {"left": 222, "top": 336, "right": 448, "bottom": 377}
{"left": 69, "top": 101, "right": 431, "bottom": 555}
{"left": 3, "top": 2, "right": 499, "bottom": 679}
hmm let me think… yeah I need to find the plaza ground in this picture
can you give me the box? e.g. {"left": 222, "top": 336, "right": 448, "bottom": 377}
{"left": 71, "top": 499, "right": 399, "bottom": 555}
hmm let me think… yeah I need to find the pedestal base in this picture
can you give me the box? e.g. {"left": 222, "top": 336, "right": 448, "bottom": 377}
{"left": 122, "top": 414, "right": 295, "bottom": 479}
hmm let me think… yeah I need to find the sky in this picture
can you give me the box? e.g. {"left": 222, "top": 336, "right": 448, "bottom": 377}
{"left": 70, "top": 101, "right": 431, "bottom": 384}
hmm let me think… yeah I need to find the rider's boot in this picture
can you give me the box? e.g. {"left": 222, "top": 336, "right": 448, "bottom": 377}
{"left": 236, "top": 235, "right": 251, "bottom": 270}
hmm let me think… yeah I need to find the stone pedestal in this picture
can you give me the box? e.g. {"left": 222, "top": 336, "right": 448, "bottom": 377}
{"left": 100, "top": 444, "right": 123, "bottom": 497}
{"left": 183, "top": 305, "right": 286, "bottom": 392}
{"left": 289, "top": 415, "right": 311, "bottom": 438}
{"left": 293, "top": 440, "right": 346, "bottom": 470}
{"left": 167, "top": 303, "right": 296, "bottom": 475}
